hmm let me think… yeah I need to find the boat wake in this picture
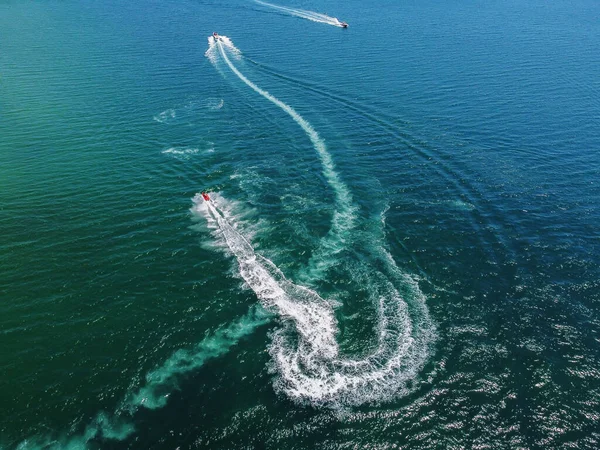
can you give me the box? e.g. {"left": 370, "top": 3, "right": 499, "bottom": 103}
{"left": 254, "top": 0, "right": 347, "bottom": 28}
{"left": 206, "top": 35, "right": 356, "bottom": 282}
{"left": 16, "top": 307, "right": 270, "bottom": 449}
{"left": 201, "top": 37, "right": 435, "bottom": 406}
{"left": 193, "top": 193, "right": 433, "bottom": 406}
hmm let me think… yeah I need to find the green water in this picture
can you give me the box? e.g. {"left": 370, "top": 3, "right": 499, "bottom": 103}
{"left": 2, "top": 0, "right": 600, "bottom": 448}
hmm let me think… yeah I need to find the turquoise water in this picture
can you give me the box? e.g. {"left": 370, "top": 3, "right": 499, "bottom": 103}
{"left": 1, "top": 0, "right": 600, "bottom": 448}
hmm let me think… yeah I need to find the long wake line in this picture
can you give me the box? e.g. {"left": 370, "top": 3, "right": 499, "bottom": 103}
{"left": 254, "top": 0, "right": 347, "bottom": 27}
{"left": 204, "top": 37, "right": 435, "bottom": 406}
{"left": 214, "top": 36, "right": 356, "bottom": 282}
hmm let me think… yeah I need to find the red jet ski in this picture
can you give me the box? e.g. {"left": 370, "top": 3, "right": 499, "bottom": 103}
{"left": 201, "top": 192, "right": 210, "bottom": 202}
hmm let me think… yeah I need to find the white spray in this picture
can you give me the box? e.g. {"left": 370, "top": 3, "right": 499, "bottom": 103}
{"left": 254, "top": 0, "right": 347, "bottom": 27}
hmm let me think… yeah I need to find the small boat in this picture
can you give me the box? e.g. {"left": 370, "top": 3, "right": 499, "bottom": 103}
{"left": 212, "top": 32, "right": 220, "bottom": 41}
{"left": 340, "top": 21, "right": 348, "bottom": 28}
{"left": 201, "top": 192, "right": 210, "bottom": 202}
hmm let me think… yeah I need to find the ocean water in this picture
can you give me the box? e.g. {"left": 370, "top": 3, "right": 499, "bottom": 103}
{"left": 1, "top": 0, "right": 599, "bottom": 448}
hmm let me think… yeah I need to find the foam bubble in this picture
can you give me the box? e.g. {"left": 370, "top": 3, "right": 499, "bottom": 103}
{"left": 161, "top": 147, "right": 199, "bottom": 160}
{"left": 448, "top": 199, "right": 476, "bottom": 211}
{"left": 153, "top": 108, "right": 176, "bottom": 123}
{"left": 205, "top": 98, "right": 224, "bottom": 110}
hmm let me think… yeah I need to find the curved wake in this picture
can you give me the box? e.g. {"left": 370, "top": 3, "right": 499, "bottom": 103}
{"left": 193, "top": 193, "right": 433, "bottom": 406}
{"left": 254, "top": 0, "right": 347, "bottom": 27}
{"left": 205, "top": 36, "right": 434, "bottom": 406}
{"left": 207, "top": 36, "right": 356, "bottom": 282}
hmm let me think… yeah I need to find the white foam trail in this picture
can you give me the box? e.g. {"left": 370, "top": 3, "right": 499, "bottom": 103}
{"left": 124, "top": 306, "right": 271, "bottom": 410}
{"left": 205, "top": 98, "right": 224, "bottom": 110}
{"left": 153, "top": 108, "right": 176, "bottom": 123}
{"left": 162, "top": 147, "right": 199, "bottom": 160}
{"left": 205, "top": 35, "right": 241, "bottom": 62}
{"left": 17, "top": 307, "right": 270, "bottom": 448}
{"left": 254, "top": 0, "right": 347, "bottom": 27}
{"left": 209, "top": 36, "right": 356, "bottom": 282}
{"left": 193, "top": 195, "right": 434, "bottom": 406}
{"left": 16, "top": 413, "right": 134, "bottom": 450}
